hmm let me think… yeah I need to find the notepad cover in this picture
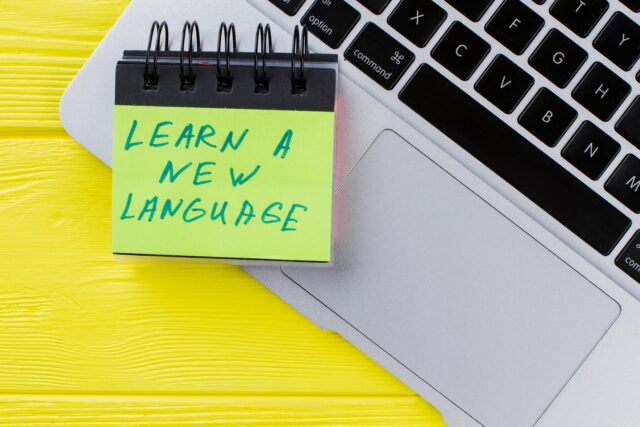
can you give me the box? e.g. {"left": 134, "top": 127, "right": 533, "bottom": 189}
{"left": 112, "top": 61, "right": 337, "bottom": 263}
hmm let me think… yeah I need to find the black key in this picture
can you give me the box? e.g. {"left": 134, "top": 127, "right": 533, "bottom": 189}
{"left": 532, "top": 0, "right": 547, "bottom": 4}
{"left": 301, "top": 0, "right": 361, "bottom": 48}
{"left": 615, "top": 231, "right": 640, "bottom": 284}
{"left": 357, "top": 0, "right": 392, "bottom": 14}
{"left": 269, "top": 0, "right": 307, "bottom": 16}
{"left": 606, "top": 155, "right": 640, "bottom": 212}
{"left": 562, "top": 121, "right": 620, "bottom": 179}
{"left": 485, "top": 0, "right": 545, "bottom": 55}
{"left": 444, "top": 0, "right": 495, "bottom": 21}
{"left": 620, "top": 0, "right": 640, "bottom": 12}
{"left": 519, "top": 88, "right": 577, "bottom": 146}
{"left": 475, "top": 54, "right": 534, "bottom": 113}
{"left": 388, "top": 0, "right": 447, "bottom": 47}
{"left": 550, "top": 0, "right": 609, "bottom": 38}
{"left": 572, "top": 62, "right": 630, "bottom": 121}
{"left": 344, "top": 23, "right": 415, "bottom": 89}
{"left": 399, "top": 64, "right": 630, "bottom": 254}
{"left": 616, "top": 96, "right": 640, "bottom": 149}
{"left": 528, "top": 29, "right": 587, "bottom": 88}
{"left": 593, "top": 12, "right": 640, "bottom": 71}
{"left": 431, "top": 22, "right": 491, "bottom": 80}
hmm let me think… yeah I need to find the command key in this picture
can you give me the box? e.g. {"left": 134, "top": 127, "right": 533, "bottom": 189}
{"left": 615, "top": 230, "right": 640, "bottom": 284}
{"left": 344, "top": 23, "right": 415, "bottom": 90}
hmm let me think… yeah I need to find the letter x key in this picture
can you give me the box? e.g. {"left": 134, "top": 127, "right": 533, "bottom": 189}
{"left": 388, "top": 0, "right": 447, "bottom": 47}
{"left": 410, "top": 10, "right": 424, "bottom": 25}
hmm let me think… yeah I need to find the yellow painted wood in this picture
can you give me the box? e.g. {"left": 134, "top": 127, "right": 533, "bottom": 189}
{"left": 0, "top": 395, "right": 442, "bottom": 426}
{"left": 0, "top": 0, "right": 445, "bottom": 425}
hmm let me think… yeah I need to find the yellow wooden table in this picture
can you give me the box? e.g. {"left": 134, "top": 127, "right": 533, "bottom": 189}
{"left": 0, "top": 1, "right": 445, "bottom": 425}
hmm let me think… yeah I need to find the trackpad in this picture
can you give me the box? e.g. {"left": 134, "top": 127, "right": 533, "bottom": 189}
{"left": 283, "top": 130, "right": 619, "bottom": 427}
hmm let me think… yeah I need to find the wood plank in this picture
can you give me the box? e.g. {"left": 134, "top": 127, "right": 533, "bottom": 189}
{"left": 0, "top": 0, "right": 129, "bottom": 138}
{"left": 0, "top": 394, "right": 442, "bottom": 426}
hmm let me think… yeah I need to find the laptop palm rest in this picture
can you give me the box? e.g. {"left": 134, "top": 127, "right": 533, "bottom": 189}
{"left": 282, "top": 130, "right": 620, "bottom": 427}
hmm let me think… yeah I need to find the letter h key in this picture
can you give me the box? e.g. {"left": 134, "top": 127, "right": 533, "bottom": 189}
{"left": 572, "top": 62, "right": 631, "bottom": 121}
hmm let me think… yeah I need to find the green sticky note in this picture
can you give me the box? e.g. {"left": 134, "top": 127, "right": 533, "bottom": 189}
{"left": 112, "top": 105, "right": 335, "bottom": 262}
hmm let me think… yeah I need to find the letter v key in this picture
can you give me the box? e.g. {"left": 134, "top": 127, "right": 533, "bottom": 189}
{"left": 475, "top": 54, "right": 534, "bottom": 114}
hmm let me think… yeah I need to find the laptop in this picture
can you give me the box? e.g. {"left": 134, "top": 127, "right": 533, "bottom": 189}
{"left": 59, "top": 0, "right": 640, "bottom": 425}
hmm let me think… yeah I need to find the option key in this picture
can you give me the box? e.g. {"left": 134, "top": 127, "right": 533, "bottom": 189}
{"left": 302, "top": 0, "right": 361, "bottom": 48}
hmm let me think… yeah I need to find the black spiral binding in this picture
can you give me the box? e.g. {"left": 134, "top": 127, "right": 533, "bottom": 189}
{"left": 217, "top": 23, "right": 237, "bottom": 92}
{"left": 180, "top": 21, "right": 201, "bottom": 90}
{"left": 140, "top": 21, "right": 324, "bottom": 94}
{"left": 254, "top": 23, "right": 272, "bottom": 93}
{"left": 144, "top": 21, "right": 169, "bottom": 89}
{"left": 291, "top": 26, "right": 308, "bottom": 95}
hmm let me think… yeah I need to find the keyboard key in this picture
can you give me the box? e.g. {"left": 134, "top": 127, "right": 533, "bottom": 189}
{"left": 615, "top": 231, "right": 640, "bottom": 284}
{"left": 620, "top": 0, "right": 640, "bottom": 12}
{"left": 399, "top": 64, "right": 630, "bottom": 254}
{"left": 532, "top": 0, "right": 547, "bottom": 4}
{"left": 344, "top": 23, "right": 415, "bottom": 89}
{"left": 485, "top": 0, "right": 545, "bottom": 55}
{"left": 593, "top": 12, "right": 640, "bottom": 71}
{"left": 301, "top": 0, "right": 361, "bottom": 48}
{"left": 562, "top": 121, "right": 620, "bottom": 179}
{"left": 357, "top": 0, "right": 392, "bottom": 14}
{"left": 572, "top": 62, "right": 630, "bottom": 121}
{"left": 269, "top": 0, "right": 307, "bottom": 16}
{"left": 528, "top": 29, "right": 587, "bottom": 88}
{"left": 443, "top": 0, "right": 495, "bottom": 21}
{"left": 550, "top": 0, "right": 609, "bottom": 38}
{"left": 431, "top": 22, "right": 491, "bottom": 80}
{"left": 606, "top": 155, "right": 640, "bottom": 213}
{"left": 616, "top": 96, "right": 640, "bottom": 149}
{"left": 475, "top": 54, "right": 534, "bottom": 113}
{"left": 519, "top": 88, "right": 577, "bottom": 146}
{"left": 388, "top": 0, "right": 447, "bottom": 47}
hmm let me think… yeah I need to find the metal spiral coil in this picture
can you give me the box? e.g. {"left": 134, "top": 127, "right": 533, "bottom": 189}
{"left": 291, "top": 25, "right": 308, "bottom": 94}
{"left": 144, "top": 21, "right": 169, "bottom": 89}
{"left": 217, "top": 22, "right": 237, "bottom": 91}
{"left": 254, "top": 23, "right": 272, "bottom": 93}
{"left": 180, "top": 21, "right": 201, "bottom": 90}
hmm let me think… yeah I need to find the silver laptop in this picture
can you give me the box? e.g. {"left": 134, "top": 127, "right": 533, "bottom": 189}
{"left": 59, "top": 0, "right": 640, "bottom": 425}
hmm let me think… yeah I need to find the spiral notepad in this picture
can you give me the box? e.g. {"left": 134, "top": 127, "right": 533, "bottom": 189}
{"left": 112, "top": 21, "right": 338, "bottom": 263}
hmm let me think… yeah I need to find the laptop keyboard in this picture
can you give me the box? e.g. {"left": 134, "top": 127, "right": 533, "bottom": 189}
{"left": 270, "top": 0, "right": 640, "bottom": 280}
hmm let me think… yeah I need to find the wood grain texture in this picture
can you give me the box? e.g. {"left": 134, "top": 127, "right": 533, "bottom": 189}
{"left": 0, "top": 0, "right": 445, "bottom": 425}
{"left": 0, "top": 395, "right": 442, "bottom": 426}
